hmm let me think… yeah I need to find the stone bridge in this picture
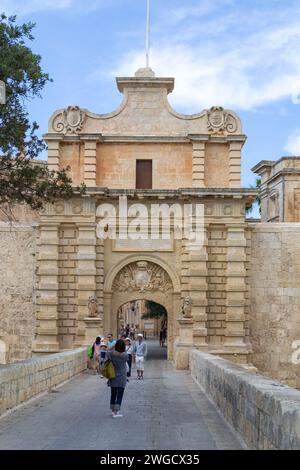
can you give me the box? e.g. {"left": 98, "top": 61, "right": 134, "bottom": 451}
{"left": 0, "top": 341, "right": 299, "bottom": 450}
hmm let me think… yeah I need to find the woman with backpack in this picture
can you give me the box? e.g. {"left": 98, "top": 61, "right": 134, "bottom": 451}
{"left": 107, "top": 339, "right": 128, "bottom": 418}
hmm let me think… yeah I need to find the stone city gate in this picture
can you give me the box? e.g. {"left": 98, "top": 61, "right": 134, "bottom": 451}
{"left": 32, "top": 67, "right": 257, "bottom": 367}
{"left": 103, "top": 256, "right": 182, "bottom": 360}
{"left": 33, "top": 198, "right": 253, "bottom": 367}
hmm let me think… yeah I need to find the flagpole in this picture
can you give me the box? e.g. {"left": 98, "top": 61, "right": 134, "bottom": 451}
{"left": 146, "top": 0, "right": 151, "bottom": 67}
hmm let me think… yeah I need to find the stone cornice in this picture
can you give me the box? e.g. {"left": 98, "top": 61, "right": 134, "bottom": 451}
{"left": 43, "top": 133, "right": 247, "bottom": 144}
{"left": 252, "top": 156, "right": 300, "bottom": 175}
{"left": 73, "top": 187, "right": 258, "bottom": 202}
{"left": 251, "top": 160, "right": 275, "bottom": 174}
{"left": 116, "top": 76, "right": 175, "bottom": 94}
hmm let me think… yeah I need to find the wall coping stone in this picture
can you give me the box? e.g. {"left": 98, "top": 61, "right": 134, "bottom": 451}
{"left": 190, "top": 349, "right": 300, "bottom": 449}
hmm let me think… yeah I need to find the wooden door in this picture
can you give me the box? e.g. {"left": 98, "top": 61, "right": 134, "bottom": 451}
{"left": 136, "top": 160, "right": 152, "bottom": 189}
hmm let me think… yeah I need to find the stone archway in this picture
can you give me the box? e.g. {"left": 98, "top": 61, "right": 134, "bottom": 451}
{"left": 103, "top": 256, "right": 181, "bottom": 360}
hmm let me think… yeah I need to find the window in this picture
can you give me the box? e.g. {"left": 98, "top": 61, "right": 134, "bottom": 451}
{"left": 136, "top": 160, "right": 152, "bottom": 189}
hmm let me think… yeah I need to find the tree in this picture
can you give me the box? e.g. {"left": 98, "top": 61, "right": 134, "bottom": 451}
{"left": 246, "top": 177, "right": 261, "bottom": 216}
{"left": 0, "top": 14, "right": 84, "bottom": 220}
{"left": 142, "top": 300, "right": 167, "bottom": 323}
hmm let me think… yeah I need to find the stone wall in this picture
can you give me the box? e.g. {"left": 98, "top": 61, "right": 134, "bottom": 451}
{"left": 0, "top": 223, "right": 37, "bottom": 363}
{"left": 0, "top": 347, "right": 87, "bottom": 415}
{"left": 96, "top": 143, "right": 193, "bottom": 189}
{"left": 190, "top": 349, "right": 300, "bottom": 449}
{"left": 249, "top": 223, "right": 300, "bottom": 389}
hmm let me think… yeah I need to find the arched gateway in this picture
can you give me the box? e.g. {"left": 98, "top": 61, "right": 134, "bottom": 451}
{"left": 33, "top": 67, "right": 256, "bottom": 367}
{"left": 103, "top": 256, "right": 181, "bottom": 360}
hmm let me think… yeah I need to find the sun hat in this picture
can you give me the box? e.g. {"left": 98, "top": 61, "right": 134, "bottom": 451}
{"left": 100, "top": 342, "right": 107, "bottom": 347}
{"left": 125, "top": 337, "right": 131, "bottom": 342}
{"left": 137, "top": 333, "right": 143, "bottom": 337}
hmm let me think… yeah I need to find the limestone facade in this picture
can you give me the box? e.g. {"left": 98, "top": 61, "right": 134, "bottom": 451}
{"left": 249, "top": 223, "right": 300, "bottom": 389}
{"left": 252, "top": 157, "right": 300, "bottom": 222}
{"left": 1, "top": 68, "right": 300, "bottom": 389}
{"left": 32, "top": 68, "right": 256, "bottom": 365}
{"left": 0, "top": 223, "right": 36, "bottom": 364}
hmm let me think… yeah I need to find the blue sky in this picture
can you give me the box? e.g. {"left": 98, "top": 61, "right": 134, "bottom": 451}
{"left": 1, "top": 0, "right": 300, "bottom": 190}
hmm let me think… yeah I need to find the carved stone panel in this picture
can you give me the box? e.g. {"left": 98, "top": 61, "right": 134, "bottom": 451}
{"left": 207, "top": 107, "right": 237, "bottom": 134}
{"left": 112, "top": 261, "right": 173, "bottom": 293}
{"left": 52, "top": 106, "right": 86, "bottom": 135}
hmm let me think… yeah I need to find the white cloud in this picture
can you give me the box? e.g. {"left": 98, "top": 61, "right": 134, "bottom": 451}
{"left": 0, "top": 0, "right": 73, "bottom": 15}
{"left": 0, "top": 0, "right": 105, "bottom": 16}
{"left": 109, "top": 1, "right": 300, "bottom": 112}
{"left": 285, "top": 130, "right": 300, "bottom": 155}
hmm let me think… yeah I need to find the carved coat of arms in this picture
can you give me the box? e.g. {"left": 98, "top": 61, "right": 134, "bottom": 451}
{"left": 52, "top": 105, "right": 86, "bottom": 135}
{"left": 207, "top": 106, "right": 237, "bottom": 134}
{"left": 113, "top": 261, "right": 172, "bottom": 293}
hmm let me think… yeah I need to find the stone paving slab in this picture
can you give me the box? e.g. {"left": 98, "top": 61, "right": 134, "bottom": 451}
{"left": 0, "top": 341, "right": 244, "bottom": 450}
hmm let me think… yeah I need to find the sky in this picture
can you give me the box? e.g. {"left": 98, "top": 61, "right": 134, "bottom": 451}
{"left": 1, "top": 0, "right": 300, "bottom": 192}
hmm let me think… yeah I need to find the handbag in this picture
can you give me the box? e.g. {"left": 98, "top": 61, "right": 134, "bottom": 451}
{"left": 87, "top": 344, "right": 94, "bottom": 359}
{"left": 101, "top": 359, "right": 116, "bottom": 379}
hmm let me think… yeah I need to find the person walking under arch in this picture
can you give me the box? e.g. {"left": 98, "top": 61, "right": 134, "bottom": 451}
{"left": 107, "top": 339, "right": 128, "bottom": 418}
{"left": 133, "top": 333, "right": 147, "bottom": 380}
{"left": 125, "top": 337, "right": 133, "bottom": 378}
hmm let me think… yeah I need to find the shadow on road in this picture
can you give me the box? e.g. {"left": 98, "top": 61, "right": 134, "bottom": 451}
{"left": 146, "top": 338, "right": 167, "bottom": 360}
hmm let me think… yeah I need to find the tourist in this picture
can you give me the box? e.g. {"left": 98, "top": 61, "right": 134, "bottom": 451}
{"left": 125, "top": 323, "right": 130, "bottom": 337}
{"left": 159, "top": 329, "right": 164, "bottom": 347}
{"left": 107, "top": 333, "right": 116, "bottom": 350}
{"left": 107, "top": 339, "right": 128, "bottom": 418}
{"left": 162, "top": 327, "right": 167, "bottom": 347}
{"left": 133, "top": 333, "right": 147, "bottom": 380}
{"left": 129, "top": 324, "right": 135, "bottom": 340}
{"left": 99, "top": 342, "right": 108, "bottom": 378}
{"left": 92, "top": 335, "right": 101, "bottom": 374}
{"left": 119, "top": 325, "right": 126, "bottom": 337}
{"left": 120, "top": 334, "right": 126, "bottom": 341}
{"left": 125, "top": 337, "right": 133, "bottom": 378}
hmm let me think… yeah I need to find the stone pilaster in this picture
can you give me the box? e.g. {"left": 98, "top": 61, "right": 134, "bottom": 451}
{"left": 84, "top": 140, "right": 97, "bottom": 187}
{"left": 224, "top": 226, "right": 248, "bottom": 355}
{"left": 188, "top": 227, "right": 208, "bottom": 349}
{"left": 47, "top": 139, "right": 61, "bottom": 173}
{"left": 229, "top": 142, "right": 242, "bottom": 188}
{"left": 170, "top": 292, "right": 182, "bottom": 361}
{"left": 192, "top": 142, "right": 205, "bottom": 188}
{"left": 57, "top": 225, "right": 78, "bottom": 350}
{"left": 180, "top": 239, "right": 190, "bottom": 300}
{"left": 174, "top": 317, "right": 194, "bottom": 369}
{"left": 96, "top": 238, "right": 104, "bottom": 320}
{"left": 33, "top": 224, "right": 60, "bottom": 353}
{"left": 103, "top": 292, "right": 113, "bottom": 336}
{"left": 75, "top": 223, "right": 97, "bottom": 346}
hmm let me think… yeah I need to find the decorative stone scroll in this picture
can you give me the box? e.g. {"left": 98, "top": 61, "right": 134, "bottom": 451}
{"left": 112, "top": 261, "right": 172, "bottom": 293}
{"left": 207, "top": 106, "right": 237, "bottom": 134}
{"left": 52, "top": 106, "right": 86, "bottom": 135}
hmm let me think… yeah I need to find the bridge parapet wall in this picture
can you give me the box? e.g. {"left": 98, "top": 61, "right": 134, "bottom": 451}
{"left": 0, "top": 347, "right": 87, "bottom": 415}
{"left": 190, "top": 349, "right": 300, "bottom": 449}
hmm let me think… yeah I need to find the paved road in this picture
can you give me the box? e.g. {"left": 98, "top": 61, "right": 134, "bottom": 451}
{"left": 0, "top": 341, "right": 243, "bottom": 450}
